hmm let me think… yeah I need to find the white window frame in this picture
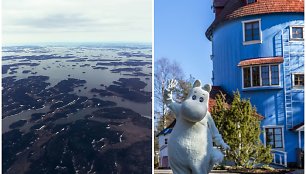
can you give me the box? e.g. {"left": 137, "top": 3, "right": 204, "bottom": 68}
{"left": 292, "top": 73, "right": 304, "bottom": 89}
{"left": 242, "top": 64, "right": 281, "bottom": 89}
{"left": 263, "top": 125, "right": 285, "bottom": 150}
{"left": 289, "top": 25, "right": 304, "bottom": 41}
{"left": 242, "top": 19, "right": 262, "bottom": 45}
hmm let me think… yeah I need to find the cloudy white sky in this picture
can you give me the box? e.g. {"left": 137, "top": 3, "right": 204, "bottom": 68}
{"left": 2, "top": 0, "right": 152, "bottom": 45}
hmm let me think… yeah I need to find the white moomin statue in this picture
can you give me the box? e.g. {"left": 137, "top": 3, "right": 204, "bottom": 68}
{"left": 164, "top": 79, "right": 230, "bottom": 174}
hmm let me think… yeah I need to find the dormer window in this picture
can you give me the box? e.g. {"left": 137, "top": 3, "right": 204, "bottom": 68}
{"left": 246, "top": 0, "right": 256, "bottom": 4}
{"left": 242, "top": 19, "right": 262, "bottom": 45}
{"left": 290, "top": 26, "right": 304, "bottom": 41}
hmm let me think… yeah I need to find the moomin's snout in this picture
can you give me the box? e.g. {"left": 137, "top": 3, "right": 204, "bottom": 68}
{"left": 181, "top": 98, "right": 207, "bottom": 122}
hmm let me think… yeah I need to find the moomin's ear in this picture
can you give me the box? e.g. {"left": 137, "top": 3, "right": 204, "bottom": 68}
{"left": 202, "top": 84, "right": 212, "bottom": 92}
{"left": 193, "top": 80, "right": 202, "bottom": 88}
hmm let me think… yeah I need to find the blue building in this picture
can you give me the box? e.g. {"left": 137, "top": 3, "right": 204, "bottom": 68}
{"left": 206, "top": 0, "right": 304, "bottom": 167}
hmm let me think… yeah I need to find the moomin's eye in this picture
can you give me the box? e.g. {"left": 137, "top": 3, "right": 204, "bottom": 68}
{"left": 192, "top": 95, "right": 196, "bottom": 100}
{"left": 199, "top": 97, "right": 204, "bottom": 102}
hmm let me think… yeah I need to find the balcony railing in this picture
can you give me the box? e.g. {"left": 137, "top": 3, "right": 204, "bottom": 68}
{"left": 271, "top": 149, "right": 287, "bottom": 167}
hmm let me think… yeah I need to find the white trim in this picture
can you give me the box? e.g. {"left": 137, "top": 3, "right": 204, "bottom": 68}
{"left": 250, "top": 66, "right": 253, "bottom": 87}
{"left": 278, "top": 64, "right": 280, "bottom": 85}
{"left": 241, "top": 68, "right": 244, "bottom": 89}
{"left": 242, "top": 18, "right": 262, "bottom": 45}
{"left": 263, "top": 127, "right": 267, "bottom": 146}
{"left": 296, "top": 125, "right": 304, "bottom": 132}
{"left": 243, "top": 40, "right": 262, "bottom": 45}
{"left": 298, "top": 131, "right": 301, "bottom": 148}
{"left": 263, "top": 125, "right": 284, "bottom": 128}
{"left": 271, "top": 149, "right": 287, "bottom": 153}
{"left": 269, "top": 65, "right": 272, "bottom": 85}
{"left": 263, "top": 125, "right": 285, "bottom": 150}
{"left": 241, "top": 18, "right": 262, "bottom": 25}
{"left": 289, "top": 25, "right": 304, "bottom": 41}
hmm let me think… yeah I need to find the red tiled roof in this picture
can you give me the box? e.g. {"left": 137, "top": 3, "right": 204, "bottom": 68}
{"left": 209, "top": 86, "right": 232, "bottom": 112}
{"left": 206, "top": 0, "right": 304, "bottom": 40}
{"left": 238, "top": 57, "right": 284, "bottom": 66}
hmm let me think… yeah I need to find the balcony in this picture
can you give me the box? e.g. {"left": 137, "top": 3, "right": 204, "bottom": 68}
{"left": 271, "top": 149, "right": 287, "bottom": 167}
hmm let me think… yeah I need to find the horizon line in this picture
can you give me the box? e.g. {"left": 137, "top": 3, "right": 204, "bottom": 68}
{"left": 2, "top": 41, "right": 152, "bottom": 47}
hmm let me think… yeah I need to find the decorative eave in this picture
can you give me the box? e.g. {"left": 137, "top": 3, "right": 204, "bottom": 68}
{"left": 237, "top": 57, "right": 284, "bottom": 67}
{"left": 206, "top": 0, "right": 304, "bottom": 40}
{"left": 290, "top": 122, "right": 304, "bottom": 131}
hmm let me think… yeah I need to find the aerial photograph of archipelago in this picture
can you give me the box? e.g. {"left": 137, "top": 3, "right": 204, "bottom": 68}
{"left": 2, "top": 0, "right": 152, "bottom": 173}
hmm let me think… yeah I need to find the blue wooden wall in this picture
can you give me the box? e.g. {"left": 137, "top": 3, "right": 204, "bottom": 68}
{"left": 211, "top": 13, "right": 304, "bottom": 163}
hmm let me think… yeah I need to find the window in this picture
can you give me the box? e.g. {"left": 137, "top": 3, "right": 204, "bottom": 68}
{"left": 271, "top": 65, "right": 279, "bottom": 85}
{"left": 265, "top": 128, "right": 283, "bottom": 148}
{"left": 165, "top": 138, "right": 168, "bottom": 145}
{"left": 261, "top": 66, "right": 269, "bottom": 86}
{"left": 290, "top": 26, "right": 304, "bottom": 41}
{"left": 242, "top": 64, "right": 280, "bottom": 88}
{"left": 252, "top": 66, "right": 260, "bottom": 86}
{"left": 246, "top": 0, "right": 256, "bottom": 4}
{"left": 242, "top": 19, "right": 261, "bottom": 44}
{"left": 293, "top": 74, "right": 304, "bottom": 88}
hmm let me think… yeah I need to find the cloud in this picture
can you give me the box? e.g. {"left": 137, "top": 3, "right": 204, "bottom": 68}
{"left": 12, "top": 14, "right": 92, "bottom": 29}
{"left": 2, "top": 0, "right": 152, "bottom": 44}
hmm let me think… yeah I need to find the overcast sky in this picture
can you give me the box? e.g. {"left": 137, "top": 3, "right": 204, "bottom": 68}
{"left": 2, "top": 0, "right": 152, "bottom": 45}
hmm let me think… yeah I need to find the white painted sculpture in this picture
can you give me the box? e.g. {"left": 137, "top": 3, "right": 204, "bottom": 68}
{"left": 164, "top": 79, "right": 230, "bottom": 174}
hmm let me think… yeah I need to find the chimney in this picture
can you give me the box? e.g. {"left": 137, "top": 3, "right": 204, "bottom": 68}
{"left": 212, "top": 0, "right": 228, "bottom": 17}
